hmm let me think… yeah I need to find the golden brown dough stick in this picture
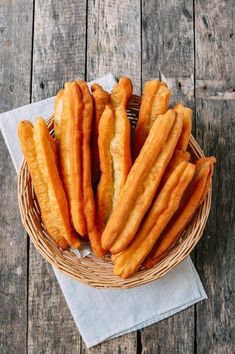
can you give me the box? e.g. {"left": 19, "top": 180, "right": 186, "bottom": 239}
{"left": 88, "top": 227, "right": 106, "bottom": 257}
{"left": 144, "top": 157, "right": 216, "bottom": 269}
{"left": 60, "top": 82, "right": 87, "bottom": 236}
{"left": 101, "top": 109, "right": 182, "bottom": 254}
{"left": 160, "top": 149, "right": 190, "bottom": 188}
{"left": 194, "top": 157, "right": 216, "bottom": 202}
{"left": 150, "top": 83, "right": 171, "bottom": 124}
{"left": 54, "top": 89, "right": 64, "bottom": 142}
{"left": 174, "top": 103, "right": 192, "bottom": 151}
{"left": 18, "top": 119, "right": 80, "bottom": 249}
{"left": 76, "top": 80, "right": 96, "bottom": 234}
{"left": 134, "top": 80, "right": 160, "bottom": 155}
{"left": 90, "top": 79, "right": 132, "bottom": 256}
{"left": 96, "top": 104, "right": 115, "bottom": 231}
{"left": 110, "top": 77, "right": 133, "bottom": 207}
{"left": 134, "top": 80, "right": 171, "bottom": 157}
{"left": 113, "top": 161, "right": 195, "bottom": 278}
{"left": 111, "top": 77, "right": 133, "bottom": 108}
{"left": 91, "top": 84, "right": 110, "bottom": 190}
{"left": 88, "top": 104, "right": 115, "bottom": 257}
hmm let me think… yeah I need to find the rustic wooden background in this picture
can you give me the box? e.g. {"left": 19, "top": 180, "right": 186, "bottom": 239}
{"left": 0, "top": 1, "right": 234, "bottom": 353}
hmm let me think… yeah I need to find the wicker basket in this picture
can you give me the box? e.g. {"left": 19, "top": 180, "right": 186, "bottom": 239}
{"left": 18, "top": 95, "right": 212, "bottom": 288}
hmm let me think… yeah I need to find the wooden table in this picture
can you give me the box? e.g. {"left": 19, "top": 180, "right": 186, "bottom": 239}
{"left": 0, "top": 1, "right": 234, "bottom": 353}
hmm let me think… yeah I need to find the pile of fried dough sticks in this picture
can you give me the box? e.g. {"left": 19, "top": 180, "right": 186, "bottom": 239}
{"left": 18, "top": 77, "right": 215, "bottom": 279}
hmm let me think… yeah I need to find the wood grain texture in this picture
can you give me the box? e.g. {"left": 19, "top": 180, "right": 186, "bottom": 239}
{"left": 87, "top": 0, "right": 141, "bottom": 93}
{"left": 195, "top": 1, "right": 235, "bottom": 353}
{"left": 140, "top": 311, "right": 195, "bottom": 354}
{"left": 142, "top": 0, "right": 194, "bottom": 107}
{"left": 0, "top": 1, "right": 33, "bottom": 353}
{"left": 0, "top": 133, "right": 28, "bottom": 354}
{"left": 140, "top": 1, "right": 196, "bottom": 353}
{"left": 32, "top": 0, "right": 87, "bottom": 102}
{"left": 28, "top": 1, "right": 86, "bottom": 353}
{"left": 82, "top": 334, "right": 137, "bottom": 354}
{"left": 0, "top": 0, "right": 33, "bottom": 113}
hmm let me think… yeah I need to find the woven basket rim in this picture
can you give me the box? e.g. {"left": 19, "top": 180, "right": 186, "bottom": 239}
{"left": 17, "top": 95, "right": 212, "bottom": 288}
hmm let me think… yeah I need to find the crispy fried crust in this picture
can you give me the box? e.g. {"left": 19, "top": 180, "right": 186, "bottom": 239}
{"left": 18, "top": 119, "right": 80, "bottom": 249}
{"left": 90, "top": 78, "right": 132, "bottom": 256}
{"left": 88, "top": 228, "right": 106, "bottom": 257}
{"left": 194, "top": 157, "right": 216, "bottom": 202}
{"left": 88, "top": 104, "right": 115, "bottom": 257}
{"left": 111, "top": 77, "right": 133, "bottom": 108}
{"left": 134, "top": 80, "right": 171, "bottom": 157}
{"left": 60, "top": 82, "right": 87, "bottom": 236}
{"left": 91, "top": 84, "right": 110, "bottom": 190}
{"left": 54, "top": 89, "right": 64, "bottom": 142}
{"left": 77, "top": 80, "right": 96, "bottom": 234}
{"left": 96, "top": 104, "right": 115, "bottom": 230}
{"left": 101, "top": 109, "right": 183, "bottom": 254}
{"left": 160, "top": 149, "right": 190, "bottom": 188}
{"left": 110, "top": 77, "right": 133, "bottom": 207}
{"left": 113, "top": 161, "right": 195, "bottom": 278}
{"left": 134, "top": 80, "right": 160, "bottom": 155}
{"left": 174, "top": 103, "right": 192, "bottom": 151}
{"left": 144, "top": 157, "right": 216, "bottom": 269}
{"left": 150, "top": 83, "right": 171, "bottom": 125}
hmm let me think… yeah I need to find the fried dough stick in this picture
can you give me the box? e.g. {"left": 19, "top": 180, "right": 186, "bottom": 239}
{"left": 96, "top": 104, "right": 115, "bottom": 231}
{"left": 77, "top": 80, "right": 96, "bottom": 234}
{"left": 174, "top": 103, "right": 192, "bottom": 151}
{"left": 144, "top": 157, "right": 216, "bottom": 269}
{"left": 110, "top": 77, "right": 133, "bottom": 207}
{"left": 91, "top": 84, "right": 110, "bottom": 190}
{"left": 160, "top": 149, "right": 190, "bottom": 188}
{"left": 89, "top": 79, "right": 132, "bottom": 256}
{"left": 88, "top": 104, "right": 115, "bottom": 257}
{"left": 110, "top": 151, "right": 190, "bottom": 263}
{"left": 101, "top": 109, "right": 183, "bottom": 254}
{"left": 18, "top": 119, "right": 80, "bottom": 249}
{"left": 134, "top": 80, "right": 171, "bottom": 157}
{"left": 60, "top": 82, "right": 87, "bottom": 236}
{"left": 54, "top": 89, "right": 64, "bottom": 142}
{"left": 113, "top": 161, "right": 195, "bottom": 278}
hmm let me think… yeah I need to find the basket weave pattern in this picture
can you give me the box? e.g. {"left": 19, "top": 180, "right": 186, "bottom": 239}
{"left": 18, "top": 95, "right": 211, "bottom": 288}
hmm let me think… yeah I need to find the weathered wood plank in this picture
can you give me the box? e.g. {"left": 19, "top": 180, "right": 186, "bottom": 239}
{"left": 142, "top": 0, "right": 195, "bottom": 107}
{"left": 0, "top": 133, "right": 28, "bottom": 354}
{"left": 140, "top": 311, "right": 195, "bottom": 354}
{"left": 32, "top": 0, "right": 87, "bottom": 101}
{"left": 195, "top": 1, "right": 235, "bottom": 353}
{"left": 81, "top": 335, "right": 137, "bottom": 354}
{"left": 0, "top": 0, "right": 33, "bottom": 113}
{"left": 28, "top": 1, "right": 87, "bottom": 353}
{"left": 140, "top": 1, "right": 195, "bottom": 353}
{"left": 86, "top": 0, "right": 141, "bottom": 93}
{"left": 83, "top": 0, "right": 141, "bottom": 351}
{"left": 0, "top": 1, "right": 33, "bottom": 353}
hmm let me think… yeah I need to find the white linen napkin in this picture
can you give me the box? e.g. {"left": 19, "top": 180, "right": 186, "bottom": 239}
{"left": 0, "top": 73, "right": 207, "bottom": 348}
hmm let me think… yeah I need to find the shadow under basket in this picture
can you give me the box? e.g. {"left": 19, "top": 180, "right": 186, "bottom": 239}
{"left": 18, "top": 95, "right": 212, "bottom": 288}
